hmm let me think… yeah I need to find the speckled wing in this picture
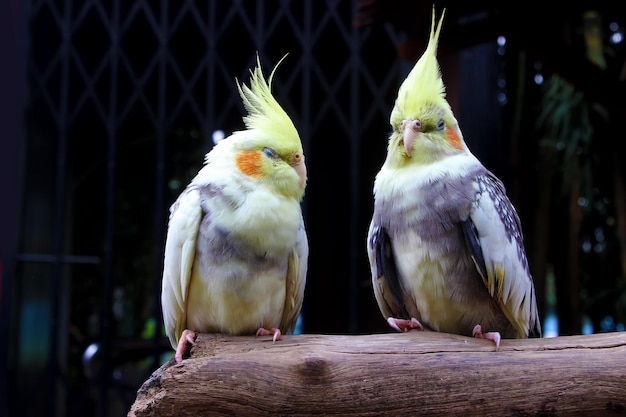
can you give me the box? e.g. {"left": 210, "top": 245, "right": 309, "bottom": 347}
{"left": 161, "top": 186, "right": 202, "bottom": 349}
{"left": 280, "top": 223, "right": 308, "bottom": 333}
{"left": 463, "top": 172, "right": 541, "bottom": 338}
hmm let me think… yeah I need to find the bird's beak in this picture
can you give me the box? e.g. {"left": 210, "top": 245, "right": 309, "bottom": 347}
{"left": 401, "top": 119, "right": 419, "bottom": 158}
{"left": 292, "top": 152, "right": 307, "bottom": 188}
{"left": 403, "top": 128, "right": 415, "bottom": 158}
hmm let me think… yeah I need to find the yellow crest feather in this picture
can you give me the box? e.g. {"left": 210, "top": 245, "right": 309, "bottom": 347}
{"left": 236, "top": 54, "right": 302, "bottom": 151}
{"left": 391, "top": 8, "right": 450, "bottom": 125}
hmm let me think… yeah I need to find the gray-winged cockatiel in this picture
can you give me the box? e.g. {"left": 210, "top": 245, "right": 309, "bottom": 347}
{"left": 367, "top": 9, "right": 541, "bottom": 349}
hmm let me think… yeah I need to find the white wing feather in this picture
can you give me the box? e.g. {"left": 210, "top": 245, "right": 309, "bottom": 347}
{"left": 161, "top": 188, "right": 202, "bottom": 349}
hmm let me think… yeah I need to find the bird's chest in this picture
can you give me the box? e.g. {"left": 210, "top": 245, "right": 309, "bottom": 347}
{"left": 385, "top": 204, "right": 492, "bottom": 334}
{"left": 393, "top": 227, "right": 472, "bottom": 291}
{"left": 186, "top": 260, "right": 286, "bottom": 331}
{"left": 203, "top": 187, "right": 302, "bottom": 256}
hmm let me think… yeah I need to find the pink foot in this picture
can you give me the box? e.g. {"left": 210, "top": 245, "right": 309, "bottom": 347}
{"left": 256, "top": 327, "right": 282, "bottom": 343}
{"left": 472, "top": 324, "right": 501, "bottom": 350}
{"left": 175, "top": 329, "right": 197, "bottom": 363}
{"left": 387, "top": 317, "right": 424, "bottom": 332}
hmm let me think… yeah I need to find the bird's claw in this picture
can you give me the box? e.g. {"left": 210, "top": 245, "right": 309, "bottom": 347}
{"left": 387, "top": 317, "right": 424, "bottom": 332}
{"left": 472, "top": 324, "right": 501, "bottom": 350}
{"left": 174, "top": 329, "right": 197, "bottom": 363}
{"left": 256, "top": 327, "right": 282, "bottom": 343}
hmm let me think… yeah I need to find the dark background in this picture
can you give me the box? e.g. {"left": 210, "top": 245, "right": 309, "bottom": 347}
{"left": 1, "top": 1, "right": 625, "bottom": 416}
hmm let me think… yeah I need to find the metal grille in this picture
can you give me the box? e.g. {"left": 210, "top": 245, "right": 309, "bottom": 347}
{"left": 14, "top": 1, "right": 403, "bottom": 416}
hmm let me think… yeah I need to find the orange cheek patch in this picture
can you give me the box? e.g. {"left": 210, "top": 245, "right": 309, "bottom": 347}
{"left": 235, "top": 150, "right": 263, "bottom": 178}
{"left": 446, "top": 128, "right": 463, "bottom": 150}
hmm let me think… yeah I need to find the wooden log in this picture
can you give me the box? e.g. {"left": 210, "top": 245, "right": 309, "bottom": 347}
{"left": 128, "top": 331, "right": 626, "bottom": 417}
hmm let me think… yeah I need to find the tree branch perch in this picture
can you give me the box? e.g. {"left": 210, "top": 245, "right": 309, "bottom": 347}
{"left": 128, "top": 331, "right": 626, "bottom": 416}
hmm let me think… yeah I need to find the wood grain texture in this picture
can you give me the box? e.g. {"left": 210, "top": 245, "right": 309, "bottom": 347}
{"left": 128, "top": 331, "right": 626, "bottom": 417}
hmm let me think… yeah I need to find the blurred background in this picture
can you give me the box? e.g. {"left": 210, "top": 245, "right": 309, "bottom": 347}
{"left": 1, "top": 0, "right": 625, "bottom": 416}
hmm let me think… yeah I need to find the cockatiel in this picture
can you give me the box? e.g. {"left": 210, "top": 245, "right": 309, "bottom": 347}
{"left": 367, "top": 9, "right": 541, "bottom": 349}
{"left": 161, "top": 55, "right": 308, "bottom": 362}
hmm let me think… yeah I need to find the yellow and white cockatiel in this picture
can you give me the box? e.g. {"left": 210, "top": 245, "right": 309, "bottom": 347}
{"left": 367, "top": 9, "right": 541, "bottom": 349}
{"left": 161, "top": 55, "right": 308, "bottom": 362}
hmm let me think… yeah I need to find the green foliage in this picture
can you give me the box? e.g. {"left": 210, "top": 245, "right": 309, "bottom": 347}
{"left": 535, "top": 75, "right": 608, "bottom": 213}
{"left": 534, "top": 73, "right": 624, "bottom": 333}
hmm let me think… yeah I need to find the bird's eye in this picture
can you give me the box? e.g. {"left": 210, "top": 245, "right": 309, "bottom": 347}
{"left": 263, "top": 147, "right": 278, "bottom": 159}
{"left": 436, "top": 119, "right": 445, "bottom": 131}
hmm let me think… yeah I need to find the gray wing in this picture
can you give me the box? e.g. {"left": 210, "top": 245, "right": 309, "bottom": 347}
{"left": 367, "top": 221, "right": 412, "bottom": 322}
